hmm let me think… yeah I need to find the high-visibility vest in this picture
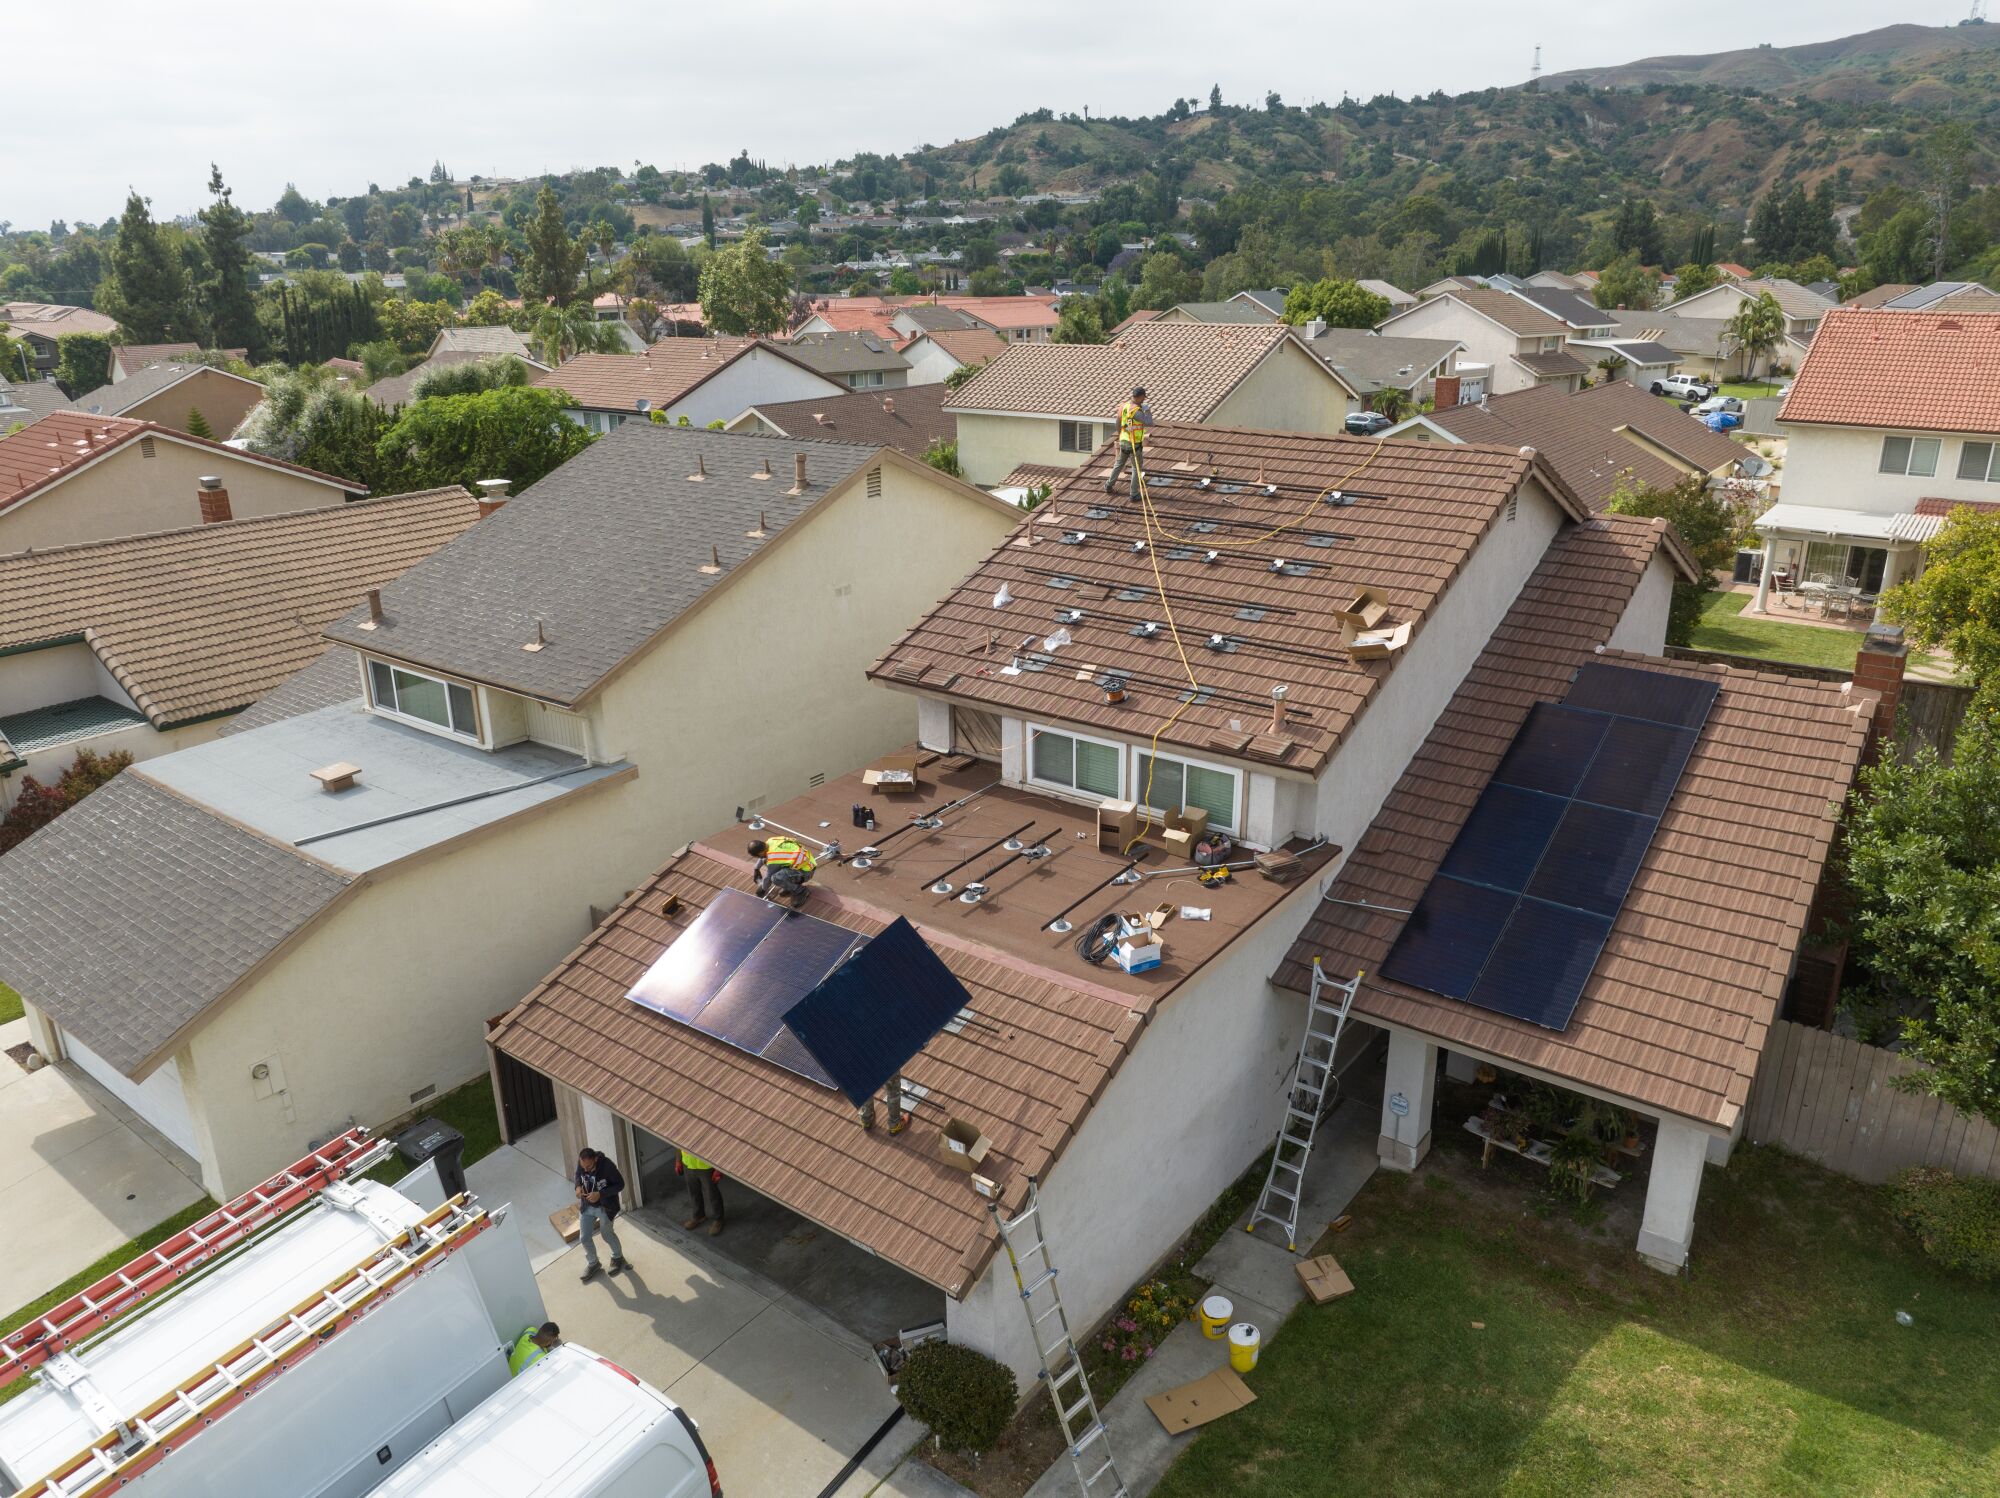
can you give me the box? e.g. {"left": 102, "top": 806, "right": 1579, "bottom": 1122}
{"left": 680, "top": 1149, "right": 711, "bottom": 1172}
{"left": 763, "top": 837, "right": 816, "bottom": 874}
{"left": 1117, "top": 402, "right": 1147, "bottom": 446}
{"left": 508, "top": 1327, "right": 549, "bottom": 1376}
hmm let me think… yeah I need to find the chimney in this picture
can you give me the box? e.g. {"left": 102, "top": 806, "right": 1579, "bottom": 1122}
{"left": 1305, "top": 317, "right": 1327, "bottom": 339}
{"left": 790, "top": 452, "right": 808, "bottom": 494}
{"left": 1852, "top": 622, "right": 1908, "bottom": 758}
{"left": 474, "top": 478, "right": 510, "bottom": 518}
{"left": 197, "top": 475, "right": 231, "bottom": 524}
{"left": 1432, "top": 375, "right": 1461, "bottom": 408}
{"left": 882, "top": 395, "right": 895, "bottom": 413}
{"left": 363, "top": 588, "right": 383, "bottom": 628}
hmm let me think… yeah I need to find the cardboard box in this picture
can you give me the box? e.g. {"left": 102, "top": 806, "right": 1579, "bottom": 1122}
{"left": 1145, "top": 1367, "right": 1256, "bottom": 1435}
{"left": 938, "top": 1118, "right": 993, "bottom": 1173}
{"left": 1297, "top": 1253, "right": 1354, "bottom": 1304}
{"left": 549, "top": 1205, "right": 581, "bottom": 1244}
{"left": 1348, "top": 621, "right": 1413, "bottom": 660}
{"left": 1167, "top": 807, "right": 1211, "bottom": 841}
{"left": 1333, "top": 586, "right": 1389, "bottom": 635}
{"left": 1097, "top": 797, "right": 1138, "bottom": 853}
{"left": 862, "top": 752, "right": 921, "bottom": 793}
{"left": 1163, "top": 827, "right": 1193, "bottom": 858}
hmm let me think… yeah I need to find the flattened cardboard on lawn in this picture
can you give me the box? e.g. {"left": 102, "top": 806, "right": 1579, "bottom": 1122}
{"left": 1145, "top": 1365, "right": 1256, "bottom": 1435}
{"left": 1297, "top": 1252, "right": 1354, "bottom": 1304}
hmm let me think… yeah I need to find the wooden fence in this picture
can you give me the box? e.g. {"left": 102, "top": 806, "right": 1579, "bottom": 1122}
{"left": 1745, "top": 1020, "right": 2000, "bottom": 1183}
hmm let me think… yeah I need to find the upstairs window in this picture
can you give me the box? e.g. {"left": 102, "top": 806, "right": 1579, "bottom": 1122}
{"left": 1029, "top": 726, "right": 1123, "bottom": 799}
{"left": 1957, "top": 441, "right": 2000, "bottom": 483}
{"left": 368, "top": 659, "right": 478, "bottom": 739}
{"left": 1058, "top": 420, "right": 1097, "bottom": 453}
{"left": 1134, "top": 752, "right": 1241, "bottom": 834}
{"left": 1880, "top": 435, "right": 1940, "bottom": 477}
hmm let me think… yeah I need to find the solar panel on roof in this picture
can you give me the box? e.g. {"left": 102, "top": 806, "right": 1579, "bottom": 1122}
{"left": 1564, "top": 661, "right": 1719, "bottom": 730}
{"left": 1378, "top": 877, "right": 1515, "bottom": 1001}
{"left": 1490, "top": 704, "right": 1607, "bottom": 799}
{"left": 700, "top": 916, "right": 865, "bottom": 1051}
{"left": 1575, "top": 719, "right": 1698, "bottom": 818}
{"left": 1467, "top": 901, "right": 1612, "bottom": 1030}
{"left": 1525, "top": 802, "right": 1654, "bottom": 918}
{"left": 626, "top": 890, "right": 784, "bottom": 1022}
{"left": 1436, "top": 785, "right": 1565, "bottom": 893}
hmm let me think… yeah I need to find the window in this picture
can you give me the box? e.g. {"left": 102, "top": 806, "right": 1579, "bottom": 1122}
{"left": 1880, "top": 435, "right": 1941, "bottom": 477}
{"left": 1958, "top": 442, "right": 1999, "bottom": 483}
{"left": 848, "top": 371, "right": 885, "bottom": 389}
{"left": 1134, "top": 752, "right": 1241, "bottom": 834}
{"left": 1058, "top": 420, "right": 1097, "bottom": 453}
{"left": 368, "top": 659, "right": 478, "bottom": 739}
{"left": 1801, "top": 541, "right": 1888, "bottom": 593}
{"left": 1029, "top": 726, "right": 1123, "bottom": 799}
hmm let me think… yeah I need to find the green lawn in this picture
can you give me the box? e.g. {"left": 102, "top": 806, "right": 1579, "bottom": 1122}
{"left": 1720, "top": 380, "right": 1784, "bottom": 399}
{"left": 360, "top": 1074, "right": 506, "bottom": 1185}
{"left": 0, "top": 981, "right": 21, "bottom": 1026}
{"left": 1691, "top": 591, "right": 1869, "bottom": 671}
{"left": 1156, "top": 1144, "right": 2000, "bottom": 1497}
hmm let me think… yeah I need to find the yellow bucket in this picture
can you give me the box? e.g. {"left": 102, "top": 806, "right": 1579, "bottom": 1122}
{"left": 1228, "top": 1322, "right": 1260, "bottom": 1373}
{"left": 1199, "top": 1295, "right": 1232, "bottom": 1339}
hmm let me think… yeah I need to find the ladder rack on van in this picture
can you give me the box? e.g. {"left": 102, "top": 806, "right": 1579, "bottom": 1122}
{"left": 0, "top": 1127, "right": 392, "bottom": 1388}
{"left": 18, "top": 1193, "right": 495, "bottom": 1498}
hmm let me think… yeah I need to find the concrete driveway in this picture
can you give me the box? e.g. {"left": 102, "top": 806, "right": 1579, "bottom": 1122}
{"left": 467, "top": 1126, "right": 925, "bottom": 1498}
{"left": 0, "top": 1019, "right": 208, "bottom": 1314}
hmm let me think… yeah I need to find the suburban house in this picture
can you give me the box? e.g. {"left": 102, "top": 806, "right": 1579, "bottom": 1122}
{"left": 428, "top": 325, "right": 540, "bottom": 361}
{"left": 0, "top": 411, "right": 365, "bottom": 553}
{"left": 1665, "top": 278, "right": 1834, "bottom": 372}
{"left": 1749, "top": 307, "right": 2000, "bottom": 613}
{"left": 1377, "top": 288, "right": 1590, "bottom": 396}
{"left": 1418, "top": 274, "right": 1485, "bottom": 299}
{"left": 1356, "top": 278, "right": 1417, "bottom": 310}
{"left": 478, "top": 417, "right": 1870, "bottom": 1388}
{"left": 1231, "top": 288, "right": 1288, "bottom": 317}
{"left": 0, "top": 487, "right": 482, "bottom": 807}
{"left": 1152, "top": 300, "right": 1285, "bottom": 326}
{"left": 0, "top": 303, "right": 119, "bottom": 372}
{"left": 1604, "top": 309, "right": 1745, "bottom": 386}
{"left": 1840, "top": 283, "right": 1919, "bottom": 310}
{"left": 796, "top": 295, "right": 1060, "bottom": 345}
{"left": 531, "top": 340, "right": 843, "bottom": 434}
{"left": 362, "top": 348, "right": 550, "bottom": 410}
{"left": 0, "top": 380, "right": 72, "bottom": 427}
{"left": 1504, "top": 285, "right": 1618, "bottom": 340}
{"left": 888, "top": 304, "right": 990, "bottom": 341}
{"left": 723, "top": 383, "right": 954, "bottom": 460}
{"left": 944, "top": 322, "right": 1360, "bottom": 486}
{"left": 0, "top": 425, "right": 1016, "bottom": 1197}
{"left": 898, "top": 327, "right": 1011, "bottom": 386}
{"left": 1384, "top": 380, "right": 1750, "bottom": 508}
{"left": 1300, "top": 327, "right": 1461, "bottom": 409}
{"left": 1524, "top": 270, "right": 1590, "bottom": 293}
{"left": 109, "top": 344, "right": 243, "bottom": 382}
{"left": 1861, "top": 280, "right": 2000, "bottom": 313}
{"left": 777, "top": 331, "right": 912, "bottom": 390}
{"left": 73, "top": 362, "right": 268, "bottom": 437}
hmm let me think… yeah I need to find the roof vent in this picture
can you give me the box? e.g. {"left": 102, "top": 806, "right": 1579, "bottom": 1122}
{"left": 359, "top": 588, "right": 383, "bottom": 630}
{"left": 310, "top": 761, "right": 361, "bottom": 794}
{"left": 523, "top": 618, "right": 548, "bottom": 652}
{"left": 688, "top": 453, "right": 707, "bottom": 482}
{"left": 700, "top": 546, "right": 724, "bottom": 575}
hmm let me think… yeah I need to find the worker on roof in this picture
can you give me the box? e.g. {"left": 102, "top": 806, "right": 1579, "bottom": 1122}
{"left": 750, "top": 836, "right": 816, "bottom": 908}
{"left": 1104, "top": 385, "right": 1153, "bottom": 501}
{"left": 508, "top": 1322, "right": 561, "bottom": 1376}
{"left": 679, "top": 1147, "right": 725, "bottom": 1237}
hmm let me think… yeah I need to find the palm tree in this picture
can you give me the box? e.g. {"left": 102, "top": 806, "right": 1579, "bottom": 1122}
{"left": 531, "top": 302, "right": 621, "bottom": 365}
{"left": 1723, "top": 292, "right": 1785, "bottom": 382}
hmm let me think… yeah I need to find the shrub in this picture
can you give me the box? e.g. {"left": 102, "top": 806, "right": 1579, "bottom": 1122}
{"left": 895, "top": 1342, "right": 1016, "bottom": 1454}
{"left": 1889, "top": 1167, "right": 2000, "bottom": 1280}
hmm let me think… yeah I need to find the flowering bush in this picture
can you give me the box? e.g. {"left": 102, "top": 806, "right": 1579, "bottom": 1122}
{"left": 1097, "top": 1279, "right": 1195, "bottom": 1364}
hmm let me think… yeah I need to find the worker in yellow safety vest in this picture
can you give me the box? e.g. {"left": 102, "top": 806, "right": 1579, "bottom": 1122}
{"left": 678, "top": 1148, "right": 725, "bottom": 1236}
{"left": 749, "top": 836, "right": 817, "bottom": 906}
{"left": 1104, "top": 385, "right": 1153, "bottom": 500}
{"left": 508, "top": 1321, "right": 560, "bottom": 1375}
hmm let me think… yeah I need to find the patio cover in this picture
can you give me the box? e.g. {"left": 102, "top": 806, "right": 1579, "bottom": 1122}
{"left": 1753, "top": 504, "right": 1931, "bottom": 544}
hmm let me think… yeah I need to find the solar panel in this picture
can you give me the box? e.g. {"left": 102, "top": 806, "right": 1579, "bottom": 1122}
{"left": 1378, "top": 877, "right": 1516, "bottom": 1001}
{"left": 1565, "top": 661, "right": 1719, "bottom": 730}
{"left": 1525, "top": 802, "right": 1655, "bottom": 918}
{"left": 1575, "top": 720, "right": 1698, "bottom": 818}
{"left": 1466, "top": 900, "right": 1613, "bottom": 1030}
{"left": 1490, "top": 704, "right": 1607, "bottom": 799}
{"left": 700, "top": 917, "right": 865, "bottom": 1051}
{"left": 626, "top": 890, "right": 785, "bottom": 1022}
{"left": 1436, "top": 785, "right": 1566, "bottom": 893}
{"left": 781, "top": 917, "right": 977, "bottom": 1106}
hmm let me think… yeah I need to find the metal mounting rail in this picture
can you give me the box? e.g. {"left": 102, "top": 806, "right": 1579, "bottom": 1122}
{"left": 0, "top": 1127, "right": 392, "bottom": 1387}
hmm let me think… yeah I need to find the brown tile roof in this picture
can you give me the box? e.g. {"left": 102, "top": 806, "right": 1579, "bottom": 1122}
{"left": 488, "top": 754, "right": 1333, "bottom": 1293}
{"left": 112, "top": 343, "right": 200, "bottom": 375}
{"left": 1513, "top": 349, "right": 1591, "bottom": 379}
{"left": 737, "top": 384, "right": 954, "bottom": 459}
{"left": 1778, "top": 307, "right": 2000, "bottom": 434}
{"left": 914, "top": 326, "right": 1012, "bottom": 368}
{"left": 1840, "top": 284, "right": 1918, "bottom": 310}
{"left": 1272, "top": 517, "right": 1875, "bottom": 1128}
{"left": 1929, "top": 287, "right": 2000, "bottom": 315}
{"left": 998, "top": 463, "right": 1073, "bottom": 488}
{"left": 932, "top": 295, "right": 1061, "bottom": 331}
{"left": 0, "top": 488, "right": 481, "bottom": 727}
{"left": 870, "top": 422, "right": 1589, "bottom": 776}
{"left": 945, "top": 323, "right": 1303, "bottom": 420}
{"left": 531, "top": 340, "right": 827, "bottom": 413}
{"left": 1915, "top": 495, "right": 2000, "bottom": 518}
{"left": 0, "top": 411, "right": 362, "bottom": 515}
{"left": 1438, "top": 287, "right": 1571, "bottom": 337}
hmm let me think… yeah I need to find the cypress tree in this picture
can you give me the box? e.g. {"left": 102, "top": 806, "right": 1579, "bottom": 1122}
{"left": 97, "top": 192, "right": 196, "bottom": 342}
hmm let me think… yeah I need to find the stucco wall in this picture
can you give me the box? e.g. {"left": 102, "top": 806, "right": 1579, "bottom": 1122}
{"left": 0, "top": 441, "right": 350, "bottom": 553}
{"left": 119, "top": 370, "right": 264, "bottom": 439}
{"left": 662, "top": 350, "right": 845, "bottom": 427}
{"left": 1380, "top": 302, "right": 1538, "bottom": 394}
{"left": 899, "top": 340, "right": 965, "bottom": 387}
{"left": 1606, "top": 549, "right": 1677, "bottom": 653}
{"left": 1778, "top": 422, "right": 2000, "bottom": 515}
{"left": 1209, "top": 338, "right": 1358, "bottom": 431}
{"left": 953, "top": 412, "right": 1091, "bottom": 488}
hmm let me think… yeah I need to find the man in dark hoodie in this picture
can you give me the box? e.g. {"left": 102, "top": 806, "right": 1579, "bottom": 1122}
{"left": 574, "top": 1146, "right": 627, "bottom": 1282}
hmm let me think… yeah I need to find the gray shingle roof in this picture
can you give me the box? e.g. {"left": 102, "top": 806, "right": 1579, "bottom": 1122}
{"left": 74, "top": 363, "right": 203, "bottom": 415}
{"left": 776, "top": 331, "right": 910, "bottom": 375}
{"left": 323, "top": 424, "right": 880, "bottom": 705}
{"left": 1164, "top": 300, "right": 1282, "bottom": 325}
{"left": 1506, "top": 285, "right": 1614, "bottom": 330}
{"left": 1304, "top": 329, "right": 1460, "bottom": 394}
{"left": 219, "top": 646, "right": 364, "bottom": 735}
{"left": 0, "top": 772, "right": 352, "bottom": 1076}
{"left": 433, "top": 326, "right": 537, "bottom": 359}
{"left": 0, "top": 380, "right": 74, "bottom": 425}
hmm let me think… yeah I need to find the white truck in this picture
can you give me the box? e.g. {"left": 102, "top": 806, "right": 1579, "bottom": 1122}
{"left": 0, "top": 1129, "right": 717, "bottom": 1498}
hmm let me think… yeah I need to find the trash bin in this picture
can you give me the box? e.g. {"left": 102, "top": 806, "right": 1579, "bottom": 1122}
{"left": 395, "top": 1118, "right": 467, "bottom": 1198}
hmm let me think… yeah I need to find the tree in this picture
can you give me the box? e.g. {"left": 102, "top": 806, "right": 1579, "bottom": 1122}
{"left": 529, "top": 301, "right": 627, "bottom": 364}
{"left": 1605, "top": 472, "right": 1735, "bottom": 646}
{"left": 922, "top": 438, "right": 962, "bottom": 477}
{"left": 54, "top": 333, "right": 113, "bottom": 398}
{"left": 184, "top": 407, "right": 213, "bottom": 439}
{"left": 1051, "top": 298, "right": 1105, "bottom": 344}
{"left": 1282, "top": 277, "right": 1389, "bottom": 329}
{"left": 240, "top": 369, "right": 396, "bottom": 487}
{"left": 376, "top": 385, "right": 594, "bottom": 492}
{"left": 1881, "top": 509, "right": 2000, "bottom": 691}
{"left": 1921, "top": 122, "right": 1976, "bottom": 280}
{"left": 375, "top": 297, "right": 457, "bottom": 355}
{"left": 1838, "top": 714, "right": 2000, "bottom": 1123}
{"left": 519, "top": 186, "right": 585, "bottom": 307}
{"left": 198, "top": 166, "right": 261, "bottom": 356}
{"left": 0, "top": 748, "right": 133, "bottom": 854}
{"left": 97, "top": 192, "right": 196, "bottom": 342}
{"left": 701, "top": 194, "right": 716, "bottom": 250}
{"left": 409, "top": 354, "right": 532, "bottom": 400}
{"left": 1132, "top": 252, "right": 1201, "bottom": 310}
{"left": 1611, "top": 198, "right": 1664, "bottom": 266}
{"left": 1670, "top": 262, "right": 1721, "bottom": 299}
{"left": 1208, "top": 84, "right": 1223, "bottom": 113}
{"left": 1722, "top": 290, "right": 1785, "bottom": 379}
{"left": 698, "top": 228, "right": 792, "bottom": 335}
{"left": 629, "top": 296, "right": 663, "bottom": 341}
{"left": 460, "top": 289, "right": 518, "bottom": 327}
{"left": 275, "top": 183, "right": 315, "bottom": 225}
{"left": 1592, "top": 252, "right": 1659, "bottom": 311}
{"left": 1860, "top": 205, "right": 1933, "bottom": 285}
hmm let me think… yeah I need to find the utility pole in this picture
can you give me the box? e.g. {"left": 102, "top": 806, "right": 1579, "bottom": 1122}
{"left": 1530, "top": 45, "right": 1542, "bottom": 92}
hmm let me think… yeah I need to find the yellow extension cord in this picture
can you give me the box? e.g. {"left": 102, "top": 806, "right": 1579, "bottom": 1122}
{"left": 1118, "top": 438, "right": 1387, "bottom": 856}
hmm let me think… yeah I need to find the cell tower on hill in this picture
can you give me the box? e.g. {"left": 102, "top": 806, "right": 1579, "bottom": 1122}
{"left": 1530, "top": 45, "right": 1543, "bottom": 91}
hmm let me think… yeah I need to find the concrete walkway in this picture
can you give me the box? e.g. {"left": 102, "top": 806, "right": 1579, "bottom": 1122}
{"left": 0, "top": 1019, "right": 206, "bottom": 1313}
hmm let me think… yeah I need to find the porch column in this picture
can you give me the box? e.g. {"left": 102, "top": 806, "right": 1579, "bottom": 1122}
{"left": 1751, "top": 534, "right": 1776, "bottom": 613}
{"left": 1637, "top": 1117, "right": 1711, "bottom": 1272}
{"left": 1378, "top": 1031, "right": 1438, "bottom": 1172}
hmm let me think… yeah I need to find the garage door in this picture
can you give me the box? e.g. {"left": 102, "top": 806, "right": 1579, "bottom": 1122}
{"left": 65, "top": 1035, "right": 199, "bottom": 1159}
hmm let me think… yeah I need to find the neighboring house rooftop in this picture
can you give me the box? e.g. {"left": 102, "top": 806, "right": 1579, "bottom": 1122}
{"left": 0, "top": 381, "right": 73, "bottom": 425}
{"left": 1165, "top": 300, "right": 1285, "bottom": 325}
{"left": 73, "top": 362, "right": 265, "bottom": 422}
{"left": 897, "top": 305, "right": 985, "bottom": 334}
{"left": 1603, "top": 310, "right": 1735, "bottom": 360}
{"left": 111, "top": 343, "right": 200, "bottom": 376}
{"left": 431, "top": 325, "right": 538, "bottom": 360}
{"left": 1778, "top": 307, "right": 2000, "bottom": 434}
{"left": 0, "top": 486, "right": 481, "bottom": 729}
{"left": 870, "top": 422, "right": 1593, "bottom": 777}
{"left": 1392, "top": 286, "right": 1572, "bottom": 338}
{"left": 775, "top": 330, "right": 911, "bottom": 376}
{"left": 944, "top": 322, "right": 1309, "bottom": 420}
{"left": 734, "top": 384, "right": 954, "bottom": 459}
{"left": 1512, "top": 349, "right": 1592, "bottom": 380}
{"left": 1355, "top": 279, "right": 1416, "bottom": 306}
{"left": 1302, "top": 328, "right": 1460, "bottom": 395}
{"left": 1505, "top": 285, "right": 1612, "bottom": 329}
{"left": 529, "top": 341, "right": 820, "bottom": 414}
{"left": 362, "top": 350, "right": 546, "bottom": 411}
{"left": 1232, "top": 288, "right": 1288, "bottom": 316}
{"left": 1840, "top": 283, "right": 1918, "bottom": 310}
{"left": 0, "top": 303, "right": 118, "bottom": 339}
{"left": 220, "top": 646, "right": 370, "bottom": 736}
{"left": 1276, "top": 517, "right": 1874, "bottom": 1128}
{"left": 909, "top": 326, "right": 1011, "bottom": 369}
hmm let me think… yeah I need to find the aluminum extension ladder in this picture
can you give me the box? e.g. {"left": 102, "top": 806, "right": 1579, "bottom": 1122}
{"left": 990, "top": 1181, "right": 1128, "bottom": 1498}
{"left": 1247, "top": 960, "right": 1364, "bottom": 1251}
{"left": 21, "top": 1194, "right": 495, "bottom": 1498}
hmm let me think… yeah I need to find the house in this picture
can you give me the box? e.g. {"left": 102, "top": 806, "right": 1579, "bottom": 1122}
{"left": 797, "top": 296, "right": 1060, "bottom": 345}
{"left": 0, "top": 303, "right": 119, "bottom": 372}
{"left": 1299, "top": 327, "right": 1461, "bottom": 406}
{"left": 74, "top": 362, "right": 268, "bottom": 437}
{"left": 530, "top": 340, "right": 843, "bottom": 434}
{"left": 0, "top": 425, "right": 1017, "bottom": 1197}
{"left": 1524, "top": 270, "right": 1589, "bottom": 293}
{"left": 1230, "top": 289, "right": 1289, "bottom": 317}
{"left": 1664, "top": 278, "right": 1834, "bottom": 373}
{"left": 362, "top": 349, "right": 551, "bottom": 410}
{"left": 1384, "top": 380, "right": 1751, "bottom": 510}
{"left": 897, "top": 326, "right": 1011, "bottom": 387}
{"left": 722, "top": 383, "right": 954, "bottom": 461}
{"left": 0, "top": 411, "right": 365, "bottom": 553}
{"left": 428, "top": 325, "right": 539, "bottom": 361}
{"left": 0, "top": 380, "right": 72, "bottom": 428}
{"left": 0, "top": 487, "right": 482, "bottom": 806}
{"left": 1503, "top": 285, "right": 1674, "bottom": 388}
{"left": 1840, "top": 283, "right": 1918, "bottom": 310}
{"left": 1749, "top": 308, "right": 2000, "bottom": 612}
{"left": 936, "top": 295, "right": 1061, "bottom": 343}
{"left": 1872, "top": 281, "right": 2000, "bottom": 314}
{"left": 888, "top": 304, "right": 989, "bottom": 341}
{"left": 1504, "top": 285, "right": 1617, "bottom": 340}
{"left": 776, "top": 331, "right": 912, "bottom": 390}
{"left": 1715, "top": 262, "right": 1754, "bottom": 282}
{"left": 1150, "top": 300, "right": 1285, "bottom": 326}
{"left": 109, "top": 344, "right": 242, "bottom": 382}
{"left": 1377, "top": 287, "right": 1589, "bottom": 396}
{"left": 1602, "top": 309, "right": 1745, "bottom": 386}
{"left": 1355, "top": 278, "right": 1417, "bottom": 310}
{"left": 943, "top": 322, "right": 1361, "bottom": 486}
{"left": 484, "top": 414, "right": 1784, "bottom": 1384}
{"left": 1418, "top": 274, "right": 1485, "bottom": 299}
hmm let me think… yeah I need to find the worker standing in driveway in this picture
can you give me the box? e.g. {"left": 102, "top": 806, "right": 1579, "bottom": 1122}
{"left": 749, "top": 836, "right": 816, "bottom": 907}
{"left": 574, "top": 1146, "right": 627, "bottom": 1283}
{"left": 1104, "top": 385, "right": 1153, "bottom": 500}
{"left": 680, "top": 1147, "right": 725, "bottom": 1236}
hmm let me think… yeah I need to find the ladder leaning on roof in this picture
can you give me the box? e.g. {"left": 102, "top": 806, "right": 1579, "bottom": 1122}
{"left": 18, "top": 1192, "right": 496, "bottom": 1498}
{"left": 1246, "top": 961, "right": 1364, "bottom": 1252}
{"left": 990, "top": 1181, "right": 1128, "bottom": 1498}
{"left": 0, "top": 1127, "right": 391, "bottom": 1389}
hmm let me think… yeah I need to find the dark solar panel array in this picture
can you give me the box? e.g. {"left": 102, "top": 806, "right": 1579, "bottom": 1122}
{"left": 1378, "top": 664, "right": 1719, "bottom": 1031}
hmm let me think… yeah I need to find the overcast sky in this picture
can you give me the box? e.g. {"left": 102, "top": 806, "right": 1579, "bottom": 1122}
{"left": 14, "top": 2, "right": 1954, "bottom": 229}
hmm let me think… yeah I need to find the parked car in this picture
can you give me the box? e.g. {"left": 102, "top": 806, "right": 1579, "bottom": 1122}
{"left": 1344, "top": 411, "right": 1395, "bottom": 435}
{"left": 1651, "top": 374, "right": 1713, "bottom": 401}
{"left": 1701, "top": 410, "right": 1743, "bottom": 432}
{"left": 1693, "top": 396, "right": 1744, "bottom": 416}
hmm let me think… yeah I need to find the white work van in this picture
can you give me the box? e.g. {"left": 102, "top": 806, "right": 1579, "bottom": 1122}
{"left": 368, "top": 1344, "right": 720, "bottom": 1498}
